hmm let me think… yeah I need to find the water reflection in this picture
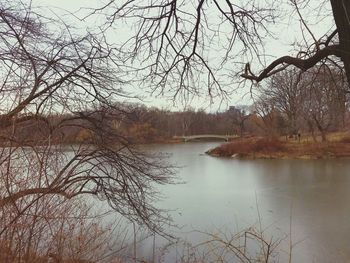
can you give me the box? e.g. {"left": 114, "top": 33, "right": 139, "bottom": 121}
{"left": 144, "top": 142, "right": 350, "bottom": 262}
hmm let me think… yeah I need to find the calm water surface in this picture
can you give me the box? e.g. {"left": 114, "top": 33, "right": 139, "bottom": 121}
{"left": 140, "top": 142, "right": 350, "bottom": 263}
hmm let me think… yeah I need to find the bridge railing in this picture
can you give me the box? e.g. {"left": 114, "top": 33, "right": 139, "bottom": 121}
{"left": 173, "top": 134, "right": 238, "bottom": 142}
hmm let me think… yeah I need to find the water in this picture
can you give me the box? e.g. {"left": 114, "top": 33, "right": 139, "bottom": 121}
{"left": 138, "top": 142, "right": 350, "bottom": 262}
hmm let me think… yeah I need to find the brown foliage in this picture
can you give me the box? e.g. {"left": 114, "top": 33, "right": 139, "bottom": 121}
{"left": 208, "top": 132, "right": 350, "bottom": 159}
{"left": 339, "top": 135, "right": 350, "bottom": 144}
{"left": 209, "top": 137, "right": 286, "bottom": 157}
{"left": 75, "top": 129, "right": 95, "bottom": 143}
{"left": 128, "top": 123, "right": 159, "bottom": 143}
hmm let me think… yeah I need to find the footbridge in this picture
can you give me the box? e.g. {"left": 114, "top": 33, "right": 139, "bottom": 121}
{"left": 173, "top": 134, "right": 238, "bottom": 142}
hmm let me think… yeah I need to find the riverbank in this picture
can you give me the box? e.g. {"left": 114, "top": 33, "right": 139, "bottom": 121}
{"left": 206, "top": 132, "right": 350, "bottom": 159}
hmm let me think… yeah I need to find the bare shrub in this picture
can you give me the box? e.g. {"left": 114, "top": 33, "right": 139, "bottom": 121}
{"left": 0, "top": 195, "right": 127, "bottom": 263}
{"left": 339, "top": 135, "right": 350, "bottom": 144}
{"left": 208, "top": 138, "right": 286, "bottom": 157}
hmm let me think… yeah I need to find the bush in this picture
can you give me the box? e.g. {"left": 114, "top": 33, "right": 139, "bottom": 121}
{"left": 208, "top": 137, "right": 285, "bottom": 157}
{"left": 339, "top": 135, "right": 350, "bottom": 143}
{"left": 253, "top": 137, "right": 286, "bottom": 152}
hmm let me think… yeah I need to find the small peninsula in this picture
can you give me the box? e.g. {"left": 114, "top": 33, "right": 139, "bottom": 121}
{"left": 206, "top": 132, "right": 350, "bottom": 159}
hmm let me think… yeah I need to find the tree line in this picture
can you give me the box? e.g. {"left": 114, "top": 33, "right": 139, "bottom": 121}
{"left": 254, "top": 64, "right": 349, "bottom": 141}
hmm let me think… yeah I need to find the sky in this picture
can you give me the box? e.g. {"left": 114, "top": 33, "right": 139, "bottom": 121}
{"left": 30, "top": 0, "right": 334, "bottom": 112}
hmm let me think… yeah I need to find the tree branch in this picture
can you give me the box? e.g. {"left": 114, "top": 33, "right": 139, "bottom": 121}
{"left": 241, "top": 45, "right": 342, "bottom": 82}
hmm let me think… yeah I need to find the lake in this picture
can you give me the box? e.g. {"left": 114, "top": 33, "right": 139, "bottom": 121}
{"left": 134, "top": 142, "right": 350, "bottom": 262}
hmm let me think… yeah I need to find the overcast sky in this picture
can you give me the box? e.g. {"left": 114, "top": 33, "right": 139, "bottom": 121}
{"left": 31, "top": 0, "right": 334, "bottom": 111}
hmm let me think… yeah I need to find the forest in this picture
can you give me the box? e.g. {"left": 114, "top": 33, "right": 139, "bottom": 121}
{"left": 7, "top": 64, "right": 349, "bottom": 145}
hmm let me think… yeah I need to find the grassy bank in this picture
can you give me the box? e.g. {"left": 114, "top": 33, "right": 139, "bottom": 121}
{"left": 206, "top": 132, "right": 350, "bottom": 159}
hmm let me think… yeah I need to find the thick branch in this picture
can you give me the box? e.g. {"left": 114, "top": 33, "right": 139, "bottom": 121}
{"left": 0, "top": 187, "right": 75, "bottom": 208}
{"left": 241, "top": 45, "right": 342, "bottom": 82}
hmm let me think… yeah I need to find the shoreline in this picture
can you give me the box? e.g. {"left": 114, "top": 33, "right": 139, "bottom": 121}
{"left": 205, "top": 134, "right": 350, "bottom": 160}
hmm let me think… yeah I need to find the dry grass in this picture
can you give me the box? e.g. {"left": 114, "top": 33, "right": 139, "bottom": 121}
{"left": 207, "top": 132, "right": 350, "bottom": 159}
{"left": 207, "top": 137, "right": 286, "bottom": 158}
{"left": 338, "top": 135, "right": 350, "bottom": 143}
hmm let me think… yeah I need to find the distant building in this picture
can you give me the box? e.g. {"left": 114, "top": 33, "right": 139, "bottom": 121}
{"left": 228, "top": 106, "right": 240, "bottom": 114}
{"left": 228, "top": 105, "right": 253, "bottom": 115}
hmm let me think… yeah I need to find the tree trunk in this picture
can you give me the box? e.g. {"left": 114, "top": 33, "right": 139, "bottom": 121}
{"left": 239, "top": 122, "right": 244, "bottom": 137}
{"left": 307, "top": 120, "right": 317, "bottom": 142}
{"left": 330, "top": 0, "right": 350, "bottom": 84}
{"left": 313, "top": 118, "right": 327, "bottom": 142}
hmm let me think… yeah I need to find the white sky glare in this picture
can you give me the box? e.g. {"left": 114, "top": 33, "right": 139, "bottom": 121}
{"left": 31, "top": 0, "right": 334, "bottom": 112}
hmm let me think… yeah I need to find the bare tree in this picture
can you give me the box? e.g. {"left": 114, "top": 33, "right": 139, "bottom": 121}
{"left": 257, "top": 64, "right": 347, "bottom": 141}
{"left": 241, "top": 0, "right": 350, "bottom": 87}
{"left": 0, "top": 0, "right": 175, "bottom": 239}
{"left": 0, "top": 194, "right": 126, "bottom": 263}
{"left": 88, "top": 0, "right": 276, "bottom": 100}
{"left": 253, "top": 96, "right": 288, "bottom": 137}
{"left": 300, "top": 64, "right": 347, "bottom": 142}
{"left": 89, "top": 0, "right": 350, "bottom": 97}
{"left": 261, "top": 69, "right": 304, "bottom": 136}
{"left": 228, "top": 105, "right": 250, "bottom": 137}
